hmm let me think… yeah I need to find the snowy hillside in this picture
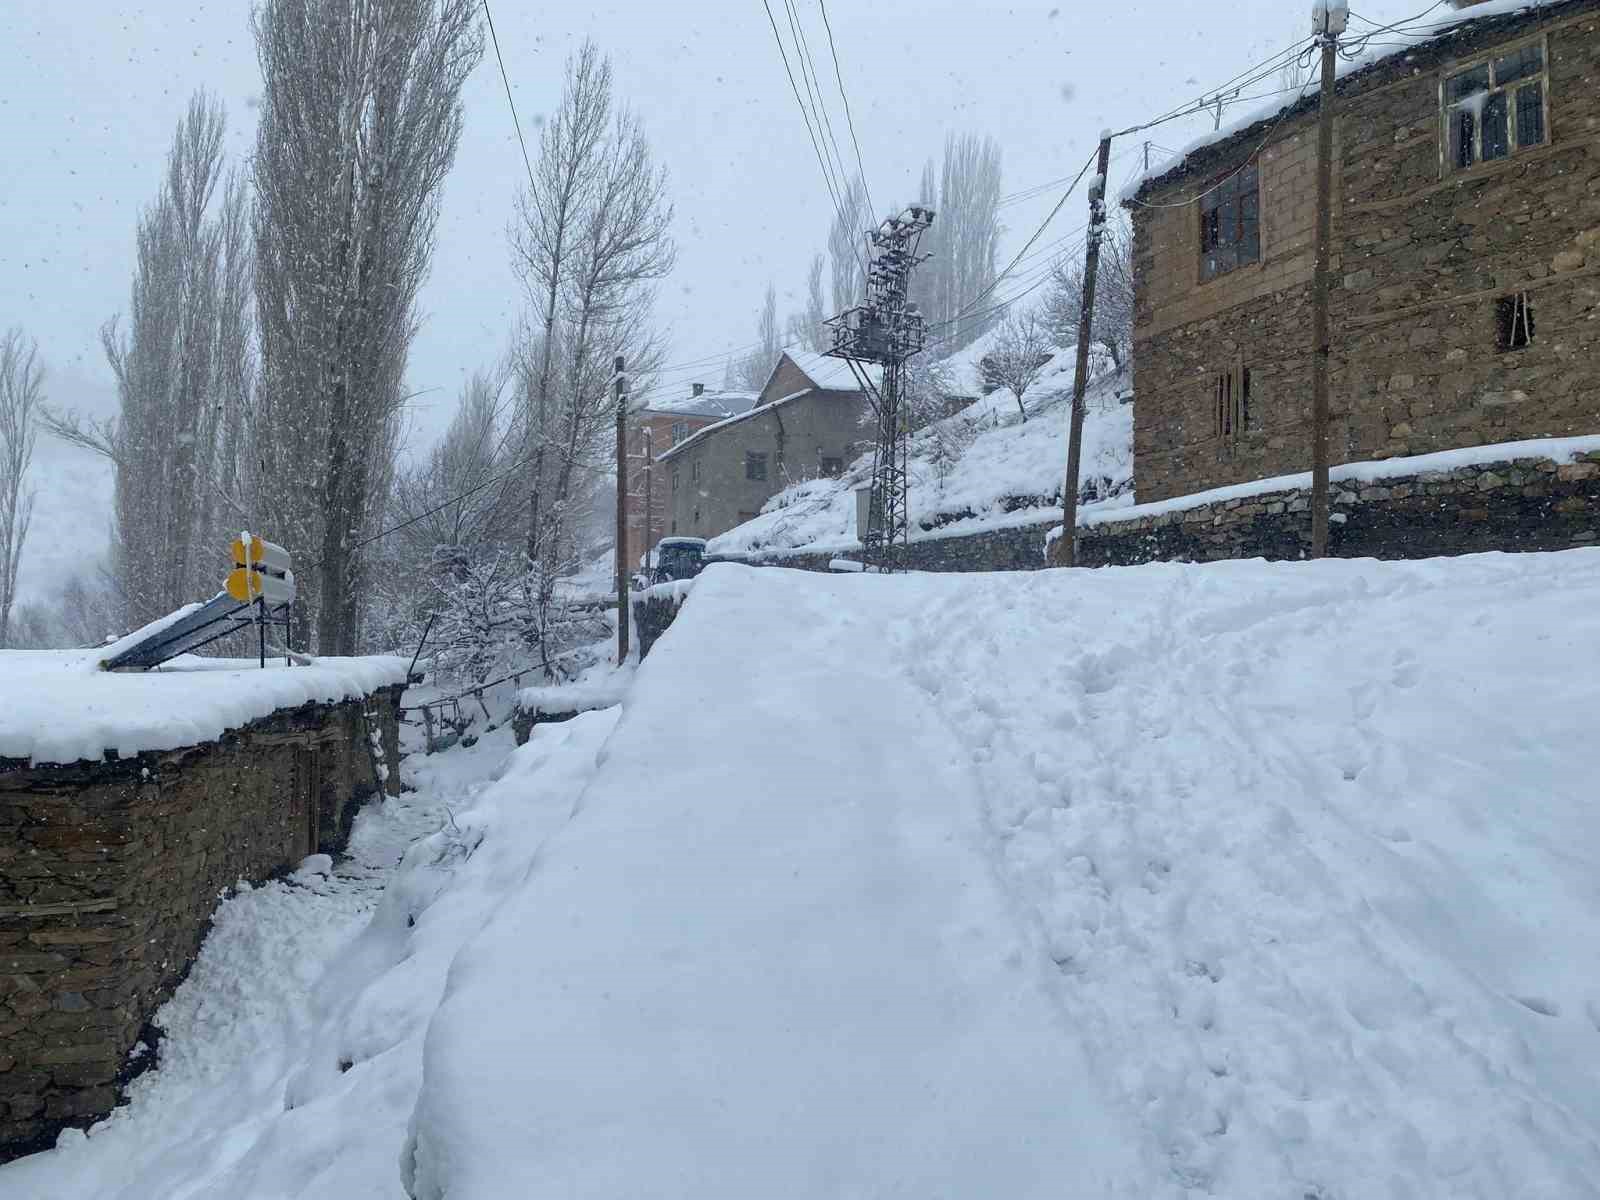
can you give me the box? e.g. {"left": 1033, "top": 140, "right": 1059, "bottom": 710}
{"left": 10, "top": 550, "right": 1599, "bottom": 1198}
{"left": 708, "top": 343, "right": 1132, "bottom": 558}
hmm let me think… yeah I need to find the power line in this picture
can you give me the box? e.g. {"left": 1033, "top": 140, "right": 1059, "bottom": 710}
{"left": 759, "top": 0, "right": 867, "bottom": 275}
{"left": 785, "top": 0, "right": 858, "bottom": 217}
{"left": 480, "top": 1, "right": 537, "bottom": 194}
{"left": 817, "top": 0, "right": 877, "bottom": 222}
{"left": 1126, "top": 68, "right": 1318, "bottom": 209}
{"left": 935, "top": 146, "right": 1100, "bottom": 335}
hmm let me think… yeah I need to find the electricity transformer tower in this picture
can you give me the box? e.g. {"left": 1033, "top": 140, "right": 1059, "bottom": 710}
{"left": 823, "top": 205, "right": 935, "bottom": 572}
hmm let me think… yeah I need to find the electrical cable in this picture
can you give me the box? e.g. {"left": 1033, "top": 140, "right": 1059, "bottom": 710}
{"left": 759, "top": 0, "right": 865, "bottom": 274}
{"left": 481, "top": 0, "right": 538, "bottom": 195}
{"left": 818, "top": 0, "right": 878, "bottom": 223}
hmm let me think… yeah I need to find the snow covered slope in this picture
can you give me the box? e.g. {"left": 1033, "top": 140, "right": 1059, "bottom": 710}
{"left": 10, "top": 551, "right": 1600, "bottom": 1198}
{"left": 403, "top": 553, "right": 1600, "bottom": 1199}
{"left": 708, "top": 353, "right": 1131, "bottom": 558}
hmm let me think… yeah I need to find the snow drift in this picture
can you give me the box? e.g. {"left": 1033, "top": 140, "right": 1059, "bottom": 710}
{"left": 405, "top": 553, "right": 1600, "bottom": 1199}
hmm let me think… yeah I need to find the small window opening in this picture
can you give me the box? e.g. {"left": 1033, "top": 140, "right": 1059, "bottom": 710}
{"left": 1496, "top": 292, "right": 1534, "bottom": 351}
{"left": 1214, "top": 363, "right": 1251, "bottom": 443}
{"left": 745, "top": 451, "right": 769, "bottom": 481}
{"left": 820, "top": 456, "right": 843, "bottom": 478}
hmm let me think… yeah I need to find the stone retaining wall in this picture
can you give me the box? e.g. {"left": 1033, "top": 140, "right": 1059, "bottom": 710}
{"left": 745, "top": 449, "right": 1600, "bottom": 574}
{"left": 0, "top": 686, "right": 403, "bottom": 1160}
{"left": 1076, "top": 451, "right": 1600, "bottom": 566}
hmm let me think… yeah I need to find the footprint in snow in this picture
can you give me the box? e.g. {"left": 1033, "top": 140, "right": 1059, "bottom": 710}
{"left": 1512, "top": 994, "right": 1561, "bottom": 1018}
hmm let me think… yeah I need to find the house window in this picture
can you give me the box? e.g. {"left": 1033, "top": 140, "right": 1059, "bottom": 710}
{"left": 1495, "top": 292, "right": 1534, "bottom": 351}
{"left": 671, "top": 469, "right": 678, "bottom": 494}
{"left": 745, "top": 451, "right": 768, "bottom": 481}
{"left": 1213, "top": 363, "right": 1251, "bottom": 443}
{"left": 820, "top": 456, "right": 843, "bottom": 477}
{"left": 1444, "top": 40, "right": 1546, "bottom": 172}
{"left": 1199, "top": 164, "right": 1260, "bottom": 281}
{"left": 671, "top": 420, "right": 689, "bottom": 445}
{"left": 691, "top": 460, "right": 700, "bottom": 482}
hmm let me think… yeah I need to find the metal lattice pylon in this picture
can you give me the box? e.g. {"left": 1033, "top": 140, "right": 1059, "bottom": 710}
{"left": 824, "top": 205, "right": 935, "bottom": 572}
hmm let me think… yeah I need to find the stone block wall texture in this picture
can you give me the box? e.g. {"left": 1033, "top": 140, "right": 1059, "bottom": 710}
{"left": 739, "top": 450, "right": 1599, "bottom": 575}
{"left": 1130, "top": 1, "right": 1600, "bottom": 502}
{"left": 0, "top": 686, "right": 402, "bottom": 1159}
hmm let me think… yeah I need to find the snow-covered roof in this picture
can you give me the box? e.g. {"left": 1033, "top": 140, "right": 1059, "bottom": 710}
{"left": 1123, "top": 0, "right": 1589, "bottom": 204}
{"left": 0, "top": 650, "right": 411, "bottom": 765}
{"left": 784, "top": 349, "right": 882, "bottom": 393}
{"left": 642, "top": 388, "right": 758, "bottom": 419}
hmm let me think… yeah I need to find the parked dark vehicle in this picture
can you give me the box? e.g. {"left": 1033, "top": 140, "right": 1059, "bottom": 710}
{"left": 652, "top": 537, "right": 707, "bottom": 584}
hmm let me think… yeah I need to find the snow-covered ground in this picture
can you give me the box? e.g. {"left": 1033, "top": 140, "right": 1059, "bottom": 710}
{"left": 8, "top": 551, "right": 1600, "bottom": 1198}
{"left": 708, "top": 345, "right": 1132, "bottom": 558}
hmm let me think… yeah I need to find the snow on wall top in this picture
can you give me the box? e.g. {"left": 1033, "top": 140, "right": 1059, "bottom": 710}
{"left": 0, "top": 651, "right": 411, "bottom": 766}
{"left": 1066, "top": 433, "right": 1600, "bottom": 533}
{"left": 1121, "top": 0, "right": 1582, "bottom": 204}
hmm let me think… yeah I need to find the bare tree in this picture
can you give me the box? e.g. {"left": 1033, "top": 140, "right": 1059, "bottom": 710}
{"left": 511, "top": 40, "right": 612, "bottom": 563}
{"left": 829, "top": 175, "right": 869, "bottom": 315}
{"left": 736, "top": 283, "right": 782, "bottom": 391}
{"left": 1043, "top": 214, "right": 1134, "bottom": 370}
{"left": 0, "top": 328, "right": 41, "bottom": 646}
{"left": 506, "top": 39, "right": 673, "bottom": 679}
{"left": 253, "top": 0, "right": 484, "bottom": 655}
{"left": 784, "top": 254, "right": 828, "bottom": 353}
{"left": 909, "top": 134, "right": 1004, "bottom": 352}
{"left": 47, "top": 93, "right": 248, "bottom": 630}
{"left": 985, "top": 309, "right": 1053, "bottom": 423}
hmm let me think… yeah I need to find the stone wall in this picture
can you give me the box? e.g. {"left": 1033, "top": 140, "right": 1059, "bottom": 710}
{"left": 744, "top": 449, "right": 1600, "bottom": 574}
{"left": 1075, "top": 450, "right": 1600, "bottom": 565}
{"left": 1129, "top": 0, "right": 1600, "bottom": 503}
{"left": 0, "top": 687, "right": 402, "bottom": 1160}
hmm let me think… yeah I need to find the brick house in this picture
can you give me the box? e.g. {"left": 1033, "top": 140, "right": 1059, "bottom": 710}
{"left": 626, "top": 384, "right": 756, "bottom": 564}
{"left": 1127, "top": 0, "right": 1600, "bottom": 504}
{"left": 658, "top": 351, "right": 874, "bottom": 540}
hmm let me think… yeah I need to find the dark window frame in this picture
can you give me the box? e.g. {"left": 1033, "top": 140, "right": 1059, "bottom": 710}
{"left": 671, "top": 420, "right": 689, "bottom": 445}
{"left": 820, "top": 456, "right": 844, "bottom": 478}
{"left": 745, "top": 451, "right": 769, "bottom": 481}
{"left": 1442, "top": 36, "right": 1548, "bottom": 174}
{"left": 1198, "top": 163, "right": 1261, "bottom": 282}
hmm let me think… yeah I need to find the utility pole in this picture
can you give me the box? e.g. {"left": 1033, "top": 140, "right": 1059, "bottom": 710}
{"left": 1310, "top": 1, "right": 1345, "bottom": 558}
{"left": 824, "top": 206, "right": 936, "bottom": 572}
{"left": 614, "top": 356, "right": 630, "bottom": 662}
{"left": 642, "top": 424, "right": 654, "bottom": 578}
{"left": 1053, "top": 133, "right": 1114, "bottom": 568}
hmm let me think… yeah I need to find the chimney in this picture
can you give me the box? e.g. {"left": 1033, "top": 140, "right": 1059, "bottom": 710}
{"left": 692, "top": 382, "right": 705, "bottom": 397}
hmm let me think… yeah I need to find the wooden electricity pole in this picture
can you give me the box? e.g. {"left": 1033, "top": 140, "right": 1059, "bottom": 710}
{"left": 642, "top": 424, "right": 654, "bottom": 577}
{"left": 1310, "top": 7, "right": 1342, "bottom": 558}
{"left": 614, "top": 356, "right": 630, "bottom": 662}
{"left": 1054, "top": 133, "right": 1114, "bottom": 568}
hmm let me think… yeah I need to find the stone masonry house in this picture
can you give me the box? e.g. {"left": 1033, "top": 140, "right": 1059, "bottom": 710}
{"left": 658, "top": 352, "right": 874, "bottom": 541}
{"left": 626, "top": 384, "right": 757, "bottom": 564}
{"left": 1126, "top": 0, "right": 1600, "bottom": 503}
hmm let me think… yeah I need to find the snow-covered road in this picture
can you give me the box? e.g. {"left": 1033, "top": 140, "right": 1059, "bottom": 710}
{"left": 7, "top": 552, "right": 1600, "bottom": 1199}
{"left": 405, "top": 555, "right": 1600, "bottom": 1199}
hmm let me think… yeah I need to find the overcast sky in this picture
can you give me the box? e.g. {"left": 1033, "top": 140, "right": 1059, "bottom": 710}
{"left": 0, "top": 0, "right": 1429, "bottom": 601}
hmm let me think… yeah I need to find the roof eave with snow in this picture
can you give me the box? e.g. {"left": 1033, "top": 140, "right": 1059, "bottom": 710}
{"left": 1124, "top": 0, "right": 1596, "bottom": 207}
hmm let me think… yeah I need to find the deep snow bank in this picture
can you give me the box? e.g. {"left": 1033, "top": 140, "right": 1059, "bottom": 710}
{"left": 406, "top": 554, "right": 1600, "bottom": 1199}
